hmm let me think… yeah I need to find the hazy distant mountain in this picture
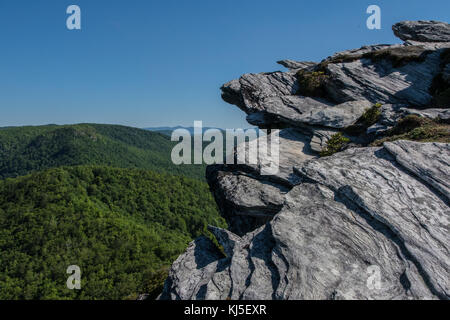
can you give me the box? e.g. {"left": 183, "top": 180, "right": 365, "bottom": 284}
{"left": 145, "top": 126, "right": 260, "bottom": 138}
{"left": 144, "top": 126, "right": 223, "bottom": 136}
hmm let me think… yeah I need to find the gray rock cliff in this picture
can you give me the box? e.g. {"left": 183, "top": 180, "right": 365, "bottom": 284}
{"left": 160, "top": 20, "right": 450, "bottom": 300}
{"left": 393, "top": 20, "right": 450, "bottom": 42}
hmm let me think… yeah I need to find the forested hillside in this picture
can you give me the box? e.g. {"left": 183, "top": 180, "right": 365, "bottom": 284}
{"left": 0, "top": 124, "right": 206, "bottom": 180}
{"left": 0, "top": 166, "right": 226, "bottom": 299}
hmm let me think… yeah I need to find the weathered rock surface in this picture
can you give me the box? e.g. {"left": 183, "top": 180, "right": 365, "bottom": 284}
{"left": 368, "top": 106, "right": 450, "bottom": 135}
{"left": 393, "top": 20, "right": 450, "bottom": 43}
{"left": 206, "top": 128, "right": 316, "bottom": 235}
{"left": 161, "top": 141, "right": 449, "bottom": 300}
{"left": 323, "top": 46, "right": 443, "bottom": 106}
{"left": 367, "top": 104, "right": 407, "bottom": 135}
{"left": 277, "top": 60, "right": 316, "bottom": 70}
{"left": 310, "top": 129, "right": 338, "bottom": 153}
{"left": 160, "top": 20, "right": 450, "bottom": 301}
{"left": 210, "top": 170, "right": 287, "bottom": 215}
{"left": 207, "top": 226, "right": 242, "bottom": 257}
{"left": 222, "top": 44, "right": 449, "bottom": 127}
{"left": 158, "top": 237, "right": 225, "bottom": 300}
{"left": 230, "top": 128, "right": 316, "bottom": 185}
{"left": 295, "top": 146, "right": 450, "bottom": 299}
{"left": 206, "top": 166, "right": 289, "bottom": 236}
{"left": 403, "top": 108, "right": 450, "bottom": 122}
{"left": 384, "top": 140, "right": 450, "bottom": 202}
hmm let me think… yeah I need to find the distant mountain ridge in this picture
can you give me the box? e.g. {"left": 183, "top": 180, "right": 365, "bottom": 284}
{"left": 0, "top": 123, "right": 207, "bottom": 180}
{"left": 145, "top": 126, "right": 223, "bottom": 136}
{"left": 145, "top": 126, "right": 258, "bottom": 136}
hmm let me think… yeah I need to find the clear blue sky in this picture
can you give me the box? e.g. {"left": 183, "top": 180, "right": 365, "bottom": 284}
{"left": 0, "top": 0, "right": 448, "bottom": 128}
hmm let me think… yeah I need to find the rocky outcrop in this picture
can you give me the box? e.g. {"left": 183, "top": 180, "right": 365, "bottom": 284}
{"left": 226, "top": 128, "right": 316, "bottom": 186}
{"left": 296, "top": 143, "right": 450, "bottom": 299}
{"left": 221, "top": 39, "right": 449, "bottom": 151}
{"left": 162, "top": 141, "right": 450, "bottom": 300}
{"left": 222, "top": 44, "right": 449, "bottom": 129}
{"left": 322, "top": 45, "right": 444, "bottom": 106}
{"left": 403, "top": 108, "right": 450, "bottom": 122}
{"left": 393, "top": 20, "right": 450, "bottom": 43}
{"left": 158, "top": 237, "right": 225, "bottom": 300}
{"left": 160, "top": 20, "right": 450, "bottom": 300}
{"left": 206, "top": 128, "right": 316, "bottom": 235}
{"left": 206, "top": 166, "right": 288, "bottom": 236}
{"left": 383, "top": 140, "right": 450, "bottom": 202}
{"left": 366, "top": 104, "right": 407, "bottom": 135}
{"left": 277, "top": 60, "right": 316, "bottom": 71}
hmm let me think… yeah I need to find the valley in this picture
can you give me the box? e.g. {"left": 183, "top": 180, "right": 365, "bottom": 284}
{"left": 0, "top": 124, "right": 225, "bottom": 299}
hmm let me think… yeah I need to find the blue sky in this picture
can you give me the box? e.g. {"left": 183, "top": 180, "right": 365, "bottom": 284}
{"left": 0, "top": 0, "right": 448, "bottom": 128}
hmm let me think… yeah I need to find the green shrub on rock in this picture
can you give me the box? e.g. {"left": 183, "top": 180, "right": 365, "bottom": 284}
{"left": 296, "top": 70, "right": 330, "bottom": 97}
{"left": 372, "top": 115, "right": 450, "bottom": 146}
{"left": 320, "top": 132, "right": 350, "bottom": 157}
{"left": 345, "top": 103, "right": 382, "bottom": 135}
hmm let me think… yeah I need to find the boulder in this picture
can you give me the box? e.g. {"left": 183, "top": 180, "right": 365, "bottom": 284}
{"left": 393, "top": 20, "right": 450, "bottom": 43}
